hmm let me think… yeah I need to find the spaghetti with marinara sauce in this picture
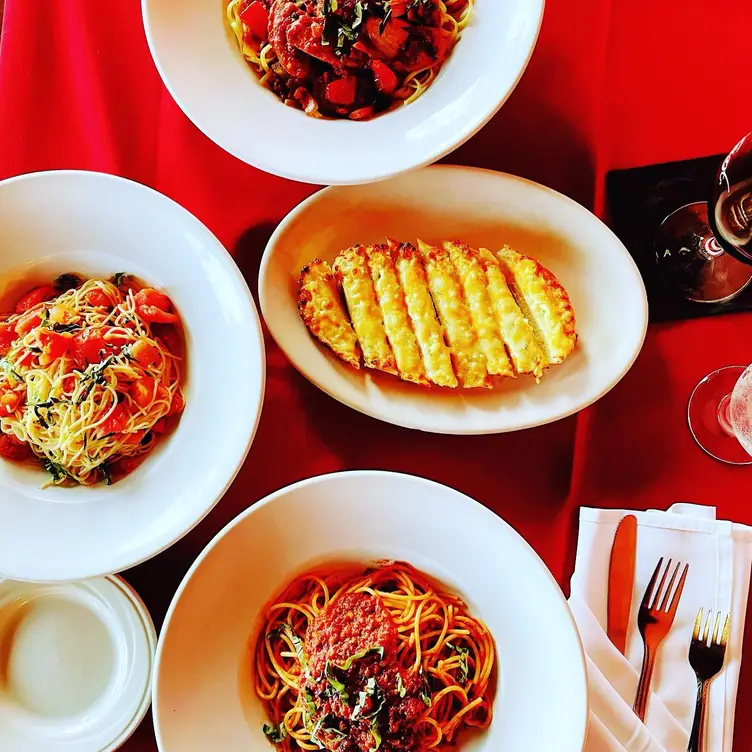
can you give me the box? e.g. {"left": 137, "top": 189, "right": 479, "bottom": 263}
{"left": 254, "top": 562, "right": 495, "bottom": 752}
{"left": 227, "top": 0, "right": 474, "bottom": 120}
{"left": 0, "top": 274, "right": 184, "bottom": 487}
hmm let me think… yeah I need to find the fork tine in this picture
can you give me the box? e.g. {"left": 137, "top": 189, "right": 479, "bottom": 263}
{"left": 720, "top": 613, "right": 731, "bottom": 648}
{"left": 692, "top": 607, "right": 703, "bottom": 641}
{"left": 642, "top": 557, "right": 664, "bottom": 608}
{"left": 712, "top": 611, "right": 722, "bottom": 645}
{"left": 652, "top": 558, "right": 672, "bottom": 609}
{"left": 667, "top": 563, "right": 689, "bottom": 616}
{"left": 659, "top": 561, "right": 681, "bottom": 611}
{"left": 702, "top": 609, "right": 712, "bottom": 644}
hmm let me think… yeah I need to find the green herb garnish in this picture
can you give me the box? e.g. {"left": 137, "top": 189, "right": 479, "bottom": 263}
{"left": 396, "top": 673, "right": 406, "bottom": 698}
{"left": 0, "top": 358, "right": 22, "bottom": 382}
{"left": 112, "top": 272, "right": 130, "bottom": 287}
{"left": 262, "top": 723, "right": 287, "bottom": 743}
{"left": 419, "top": 672, "right": 432, "bottom": 707}
{"left": 332, "top": 645, "right": 384, "bottom": 671}
{"left": 100, "top": 462, "right": 112, "bottom": 486}
{"left": 277, "top": 623, "right": 306, "bottom": 669}
{"left": 446, "top": 640, "right": 470, "bottom": 682}
{"left": 369, "top": 718, "right": 382, "bottom": 752}
{"left": 51, "top": 322, "right": 79, "bottom": 333}
{"left": 33, "top": 404, "right": 49, "bottom": 429}
{"left": 53, "top": 273, "right": 82, "bottom": 291}
{"left": 43, "top": 458, "right": 74, "bottom": 484}
{"left": 324, "top": 661, "right": 349, "bottom": 704}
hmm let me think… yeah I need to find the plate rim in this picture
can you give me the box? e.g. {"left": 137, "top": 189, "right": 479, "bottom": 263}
{"left": 0, "top": 169, "right": 267, "bottom": 582}
{"left": 259, "top": 164, "right": 649, "bottom": 435}
{"left": 152, "top": 469, "right": 590, "bottom": 752}
{"left": 140, "top": 0, "right": 546, "bottom": 186}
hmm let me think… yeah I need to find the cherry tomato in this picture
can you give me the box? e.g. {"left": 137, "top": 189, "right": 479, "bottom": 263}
{"left": 152, "top": 324, "right": 181, "bottom": 355}
{"left": 134, "top": 288, "right": 178, "bottom": 324}
{"left": 86, "top": 289, "right": 111, "bottom": 308}
{"left": 0, "top": 434, "right": 32, "bottom": 461}
{"left": 100, "top": 402, "right": 129, "bottom": 435}
{"left": 0, "top": 323, "right": 17, "bottom": 356}
{"left": 130, "top": 378, "right": 155, "bottom": 409}
{"left": 14, "top": 310, "right": 42, "bottom": 336}
{"left": 240, "top": 0, "right": 269, "bottom": 40}
{"left": 169, "top": 389, "right": 185, "bottom": 416}
{"left": 325, "top": 76, "right": 357, "bottom": 106}
{"left": 130, "top": 339, "right": 157, "bottom": 367}
{"left": 38, "top": 330, "right": 73, "bottom": 362}
{"left": 73, "top": 330, "right": 108, "bottom": 366}
{"left": 0, "top": 390, "right": 22, "bottom": 415}
{"left": 371, "top": 60, "right": 398, "bottom": 95}
{"left": 14, "top": 285, "right": 57, "bottom": 314}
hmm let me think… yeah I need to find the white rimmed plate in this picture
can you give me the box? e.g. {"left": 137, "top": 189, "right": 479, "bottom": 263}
{"left": 142, "top": 0, "right": 544, "bottom": 185}
{"left": 0, "top": 575, "right": 156, "bottom": 752}
{"left": 0, "top": 171, "right": 265, "bottom": 582}
{"left": 259, "top": 165, "right": 648, "bottom": 434}
{"left": 153, "top": 471, "right": 588, "bottom": 751}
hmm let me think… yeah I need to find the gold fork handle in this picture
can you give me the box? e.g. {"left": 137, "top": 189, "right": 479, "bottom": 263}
{"left": 688, "top": 679, "right": 711, "bottom": 752}
{"left": 633, "top": 645, "right": 656, "bottom": 721}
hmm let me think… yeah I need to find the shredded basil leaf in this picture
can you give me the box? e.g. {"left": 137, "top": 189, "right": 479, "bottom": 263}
{"left": 420, "top": 673, "right": 432, "bottom": 706}
{"left": 278, "top": 623, "right": 306, "bottom": 669}
{"left": 304, "top": 689, "right": 316, "bottom": 719}
{"left": 332, "top": 645, "right": 384, "bottom": 671}
{"left": 112, "top": 272, "right": 130, "bottom": 287}
{"left": 396, "top": 673, "right": 406, "bottom": 698}
{"left": 446, "top": 640, "right": 470, "bottom": 682}
{"left": 369, "top": 717, "right": 382, "bottom": 752}
{"left": 262, "top": 723, "right": 287, "bottom": 743}
{"left": 51, "top": 322, "right": 79, "bottom": 333}
{"left": 43, "top": 458, "right": 74, "bottom": 484}
{"left": 53, "top": 273, "right": 82, "bottom": 292}
{"left": 33, "top": 404, "right": 49, "bottom": 429}
{"left": 352, "top": 676, "right": 376, "bottom": 720}
{"left": 353, "top": 0, "right": 363, "bottom": 29}
{"left": 100, "top": 462, "right": 112, "bottom": 486}
{"left": 324, "top": 661, "right": 349, "bottom": 704}
{"left": 77, "top": 355, "right": 113, "bottom": 402}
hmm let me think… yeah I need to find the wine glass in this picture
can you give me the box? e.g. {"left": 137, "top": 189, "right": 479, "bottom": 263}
{"left": 688, "top": 364, "right": 752, "bottom": 465}
{"left": 655, "top": 132, "right": 752, "bottom": 303}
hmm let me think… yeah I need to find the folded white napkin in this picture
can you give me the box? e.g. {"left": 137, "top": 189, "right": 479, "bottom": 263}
{"left": 569, "top": 504, "right": 752, "bottom": 752}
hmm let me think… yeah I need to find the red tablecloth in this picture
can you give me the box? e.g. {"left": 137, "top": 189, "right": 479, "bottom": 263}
{"left": 1, "top": 1, "right": 751, "bottom": 748}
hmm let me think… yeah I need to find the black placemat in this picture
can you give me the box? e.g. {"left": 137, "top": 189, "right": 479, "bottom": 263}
{"left": 606, "top": 154, "right": 752, "bottom": 322}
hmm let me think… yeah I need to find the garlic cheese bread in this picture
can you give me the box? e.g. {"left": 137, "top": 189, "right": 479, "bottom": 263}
{"left": 297, "top": 240, "right": 577, "bottom": 389}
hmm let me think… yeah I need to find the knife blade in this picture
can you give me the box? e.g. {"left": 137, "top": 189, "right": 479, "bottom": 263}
{"left": 607, "top": 514, "right": 637, "bottom": 655}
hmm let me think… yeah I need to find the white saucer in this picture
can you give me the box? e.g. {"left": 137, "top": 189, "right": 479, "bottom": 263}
{"left": 0, "top": 576, "right": 156, "bottom": 751}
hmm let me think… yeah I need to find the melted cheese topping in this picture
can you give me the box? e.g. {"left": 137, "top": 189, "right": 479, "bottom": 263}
{"left": 477, "top": 248, "right": 547, "bottom": 379}
{"left": 298, "top": 260, "right": 362, "bottom": 369}
{"left": 496, "top": 246, "right": 577, "bottom": 364}
{"left": 334, "top": 247, "right": 397, "bottom": 375}
{"left": 444, "top": 242, "right": 513, "bottom": 377}
{"left": 417, "top": 241, "right": 490, "bottom": 389}
{"left": 367, "top": 245, "right": 429, "bottom": 386}
{"left": 391, "top": 241, "right": 457, "bottom": 388}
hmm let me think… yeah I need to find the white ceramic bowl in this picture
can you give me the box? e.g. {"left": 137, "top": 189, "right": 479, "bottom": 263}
{"left": 142, "top": 0, "right": 544, "bottom": 185}
{"left": 154, "top": 471, "right": 588, "bottom": 752}
{"left": 259, "top": 165, "right": 648, "bottom": 434}
{"left": 0, "top": 171, "right": 265, "bottom": 583}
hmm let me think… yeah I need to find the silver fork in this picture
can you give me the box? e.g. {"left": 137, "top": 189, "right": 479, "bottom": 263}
{"left": 632, "top": 557, "right": 689, "bottom": 721}
{"left": 687, "top": 609, "right": 730, "bottom": 752}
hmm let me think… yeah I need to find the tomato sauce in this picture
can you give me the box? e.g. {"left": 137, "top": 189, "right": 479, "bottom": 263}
{"left": 302, "top": 592, "right": 426, "bottom": 752}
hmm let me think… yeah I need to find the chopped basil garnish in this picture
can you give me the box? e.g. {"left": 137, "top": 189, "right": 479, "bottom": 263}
{"left": 332, "top": 645, "right": 384, "bottom": 671}
{"left": 420, "top": 672, "right": 432, "bottom": 706}
{"left": 369, "top": 717, "right": 382, "bottom": 752}
{"left": 324, "top": 661, "right": 349, "bottom": 704}
{"left": 51, "top": 322, "right": 79, "bottom": 333}
{"left": 353, "top": 0, "right": 364, "bottom": 29}
{"left": 112, "top": 272, "right": 130, "bottom": 287}
{"left": 43, "top": 458, "right": 74, "bottom": 484}
{"left": 262, "top": 723, "right": 287, "bottom": 743}
{"left": 0, "top": 358, "right": 22, "bottom": 382}
{"left": 396, "top": 673, "right": 406, "bottom": 698}
{"left": 277, "top": 623, "right": 306, "bottom": 669}
{"left": 33, "top": 404, "right": 49, "bottom": 429}
{"left": 53, "top": 273, "right": 82, "bottom": 291}
{"left": 100, "top": 462, "right": 112, "bottom": 486}
{"left": 446, "top": 640, "right": 470, "bottom": 682}
{"left": 77, "top": 356, "right": 113, "bottom": 402}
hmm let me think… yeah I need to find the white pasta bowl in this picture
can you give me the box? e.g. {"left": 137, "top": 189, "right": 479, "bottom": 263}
{"left": 0, "top": 171, "right": 265, "bottom": 582}
{"left": 153, "top": 471, "right": 588, "bottom": 752}
{"left": 141, "top": 0, "right": 544, "bottom": 185}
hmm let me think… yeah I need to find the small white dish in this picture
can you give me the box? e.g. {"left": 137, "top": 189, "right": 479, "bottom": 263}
{"left": 142, "top": 0, "right": 544, "bottom": 185}
{"left": 259, "top": 165, "right": 649, "bottom": 434}
{"left": 0, "top": 170, "right": 265, "bottom": 582}
{"left": 153, "top": 470, "right": 588, "bottom": 752}
{"left": 0, "top": 575, "right": 156, "bottom": 752}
